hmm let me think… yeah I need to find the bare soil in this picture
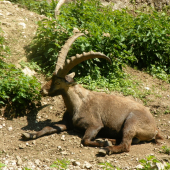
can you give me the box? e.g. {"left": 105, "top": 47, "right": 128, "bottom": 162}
{"left": 0, "top": 1, "right": 170, "bottom": 170}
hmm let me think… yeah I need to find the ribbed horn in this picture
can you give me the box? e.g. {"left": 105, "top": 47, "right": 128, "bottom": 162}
{"left": 55, "top": 0, "right": 66, "bottom": 19}
{"left": 57, "top": 51, "right": 112, "bottom": 77}
{"left": 55, "top": 33, "right": 85, "bottom": 74}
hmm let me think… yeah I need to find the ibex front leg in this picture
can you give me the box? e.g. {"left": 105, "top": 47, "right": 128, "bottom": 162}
{"left": 81, "top": 125, "right": 112, "bottom": 147}
{"left": 22, "top": 122, "right": 70, "bottom": 140}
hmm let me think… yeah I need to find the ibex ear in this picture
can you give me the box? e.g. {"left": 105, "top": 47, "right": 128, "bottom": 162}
{"left": 65, "top": 72, "right": 75, "bottom": 83}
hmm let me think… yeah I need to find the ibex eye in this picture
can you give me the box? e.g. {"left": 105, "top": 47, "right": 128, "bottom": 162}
{"left": 55, "top": 82, "right": 60, "bottom": 85}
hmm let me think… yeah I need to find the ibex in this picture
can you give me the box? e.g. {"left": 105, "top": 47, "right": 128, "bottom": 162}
{"left": 22, "top": 33, "right": 163, "bottom": 155}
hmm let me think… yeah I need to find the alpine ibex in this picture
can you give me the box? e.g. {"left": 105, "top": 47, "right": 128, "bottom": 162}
{"left": 22, "top": 33, "right": 163, "bottom": 155}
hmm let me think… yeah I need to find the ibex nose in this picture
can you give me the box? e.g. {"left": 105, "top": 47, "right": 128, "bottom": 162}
{"left": 40, "top": 88, "right": 48, "bottom": 96}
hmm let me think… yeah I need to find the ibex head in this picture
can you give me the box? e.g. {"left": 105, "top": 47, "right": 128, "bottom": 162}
{"left": 40, "top": 33, "right": 111, "bottom": 97}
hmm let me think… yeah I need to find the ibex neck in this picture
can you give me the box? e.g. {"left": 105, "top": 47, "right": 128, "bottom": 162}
{"left": 61, "top": 84, "right": 89, "bottom": 115}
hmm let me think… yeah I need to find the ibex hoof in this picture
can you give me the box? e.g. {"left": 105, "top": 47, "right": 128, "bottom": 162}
{"left": 98, "top": 148, "right": 111, "bottom": 156}
{"left": 21, "top": 133, "right": 36, "bottom": 140}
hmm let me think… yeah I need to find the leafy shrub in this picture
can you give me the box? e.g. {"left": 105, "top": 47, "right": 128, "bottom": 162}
{"left": 0, "top": 61, "right": 41, "bottom": 118}
{"left": 125, "top": 11, "right": 170, "bottom": 76}
{"left": 0, "top": 26, "right": 10, "bottom": 58}
{"left": 27, "top": 0, "right": 169, "bottom": 82}
{"left": 148, "top": 64, "right": 170, "bottom": 82}
{"left": 8, "top": 0, "right": 57, "bottom": 16}
{"left": 50, "top": 159, "right": 70, "bottom": 169}
{"left": 0, "top": 162, "right": 6, "bottom": 170}
{"left": 0, "top": 25, "right": 41, "bottom": 118}
{"left": 27, "top": 0, "right": 137, "bottom": 94}
{"left": 161, "top": 145, "right": 170, "bottom": 155}
{"left": 99, "top": 162, "right": 121, "bottom": 170}
{"left": 138, "top": 155, "right": 170, "bottom": 170}
{"left": 7, "top": 0, "right": 170, "bottom": 95}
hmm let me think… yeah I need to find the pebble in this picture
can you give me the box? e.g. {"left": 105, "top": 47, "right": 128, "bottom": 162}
{"left": 83, "top": 161, "right": 92, "bottom": 169}
{"left": 61, "top": 135, "right": 65, "bottom": 141}
{"left": 18, "top": 144, "right": 26, "bottom": 149}
{"left": 16, "top": 156, "right": 22, "bottom": 165}
{"left": 8, "top": 126, "right": 12, "bottom": 131}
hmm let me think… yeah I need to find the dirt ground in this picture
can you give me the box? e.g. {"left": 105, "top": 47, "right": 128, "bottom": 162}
{"left": 0, "top": 1, "right": 170, "bottom": 170}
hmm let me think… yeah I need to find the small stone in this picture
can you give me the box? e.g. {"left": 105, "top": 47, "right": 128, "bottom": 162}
{"left": 0, "top": 1, "right": 12, "bottom": 4}
{"left": 61, "top": 151, "right": 68, "bottom": 155}
{"left": 136, "top": 164, "right": 144, "bottom": 169}
{"left": 8, "top": 126, "right": 12, "bottom": 131}
{"left": 97, "top": 158, "right": 105, "bottom": 163}
{"left": 18, "top": 22, "right": 26, "bottom": 29}
{"left": 83, "top": 161, "right": 92, "bottom": 169}
{"left": 35, "top": 159, "right": 41, "bottom": 165}
{"left": 26, "top": 142, "right": 29, "bottom": 146}
{"left": 61, "top": 135, "right": 65, "bottom": 141}
{"left": 144, "top": 87, "right": 150, "bottom": 90}
{"left": 19, "top": 143, "right": 26, "bottom": 149}
{"left": 16, "top": 156, "right": 22, "bottom": 165}
{"left": 72, "top": 160, "right": 81, "bottom": 166}
{"left": 57, "top": 146, "right": 62, "bottom": 151}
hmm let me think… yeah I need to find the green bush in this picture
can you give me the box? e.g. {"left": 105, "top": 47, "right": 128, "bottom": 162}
{"left": 0, "top": 61, "right": 41, "bottom": 118}
{"left": 26, "top": 0, "right": 169, "bottom": 83}
{"left": 50, "top": 159, "right": 70, "bottom": 169}
{"left": 8, "top": 0, "right": 57, "bottom": 16}
{"left": 7, "top": 0, "right": 170, "bottom": 94}
{"left": 0, "top": 26, "right": 10, "bottom": 58}
{"left": 0, "top": 25, "right": 41, "bottom": 118}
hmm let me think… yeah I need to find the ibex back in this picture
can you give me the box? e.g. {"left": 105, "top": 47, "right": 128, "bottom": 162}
{"left": 22, "top": 33, "right": 163, "bottom": 155}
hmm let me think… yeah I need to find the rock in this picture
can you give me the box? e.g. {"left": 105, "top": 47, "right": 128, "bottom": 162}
{"left": 22, "top": 67, "right": 36, "bottom": 76}
{"left": 19, "top": 143, "right": 26, "bottom": 149}
{"left": 72, "top": 160, "right": 81, "bottom": 166}
{"left": 61, "top": 151, "right": 68, "bottom": 155}
{"left": 136, "top": 164, "right": 144, "bottom": 169}
{"left": 8, "top": 126, "right": 12, "bottom": 131}
{"left": 16, "top": 156, "right": 22, "bottom": 165}
{"left": 61, "top": 135, "right": 65, "bottom": 141}
{"left": 144, "top": 87, "right": 150, "bottom": 90}
{"left": 156, "top": 162, "right": 165, "bottom": 170}
{"left": 26, "top": 142, "right": 29, "bottom": 146}
{"left": 0, "top": 1, "right": 12, "bottom": 4}
{"left": 18, "top": 22, "right": 26, "bottom": 29}
{"left": 83, "top": 161, "right": 92, "bottom": 169}
{"left": 97, "top": 158, "right": 105, "bottom": 163}
{"left": 57, "top": 146, "right": 62, "bottom": 151}
{"left": 2, "top": 22, "right": 11, "bottom": 27}
{"left": 32, "top": 140, "right": 36, "bottom": 145}
{"left": 35, "top": 159, "right": 41, "bottom": 165}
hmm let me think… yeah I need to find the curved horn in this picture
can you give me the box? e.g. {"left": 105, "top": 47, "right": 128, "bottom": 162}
{"left": 55, "top": 0, "right": 66, "bottom": 19}
{"left": 55, "top": 33, "right": 85, "bottom": 74}
{"left": 57, "top": 51, "right": 112, "bottom": 77}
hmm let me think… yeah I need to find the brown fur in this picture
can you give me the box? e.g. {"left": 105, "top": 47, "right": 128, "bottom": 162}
{"left": 22, "top": 74, "right": 163, "bottom": 155}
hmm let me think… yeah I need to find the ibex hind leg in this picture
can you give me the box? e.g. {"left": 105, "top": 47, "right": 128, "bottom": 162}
{"left": 99, "top": 113, "right": 137, "bottom": 155}
{"left": 21, "top": 124, "right": 68, "bottom": 140}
